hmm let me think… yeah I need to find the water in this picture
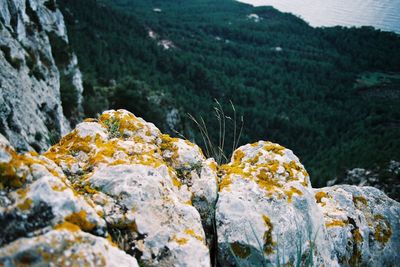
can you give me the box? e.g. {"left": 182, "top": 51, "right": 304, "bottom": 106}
{"left": 238, "top": 0, "right": 400, "bottom": 34}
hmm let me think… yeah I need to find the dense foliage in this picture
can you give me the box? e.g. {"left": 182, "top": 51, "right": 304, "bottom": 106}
{"left": 58, "top": 0, "right": 400, "bottom": 185}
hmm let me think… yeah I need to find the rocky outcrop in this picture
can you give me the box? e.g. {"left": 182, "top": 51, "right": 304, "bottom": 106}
{"left": 0, "top": 109, "right": 398, "bottom": 266}
{"left": 315, "top": 185, "right": 399, "bottom": 266}
{"left": 216, "top": 141, "right": 337, "bottom": 266}
{"left": 0, "top": 0, "right": 83, "bottom": 153}
{"left": 0, "top": 110, "right": 217, "bottom": 266}
{"left": 327, "top": 161, "right": 400, "bottom": 201}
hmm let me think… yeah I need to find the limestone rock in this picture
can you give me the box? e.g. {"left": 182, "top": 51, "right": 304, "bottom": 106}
{"left": 0, "top": 228, "right": 138, "bottom": 267}
{"left": 1, "top": 110, "right": 399, "bottom": 266}
{"left": 327, "top": 162, "right": 400, "bottom": 201}
{"left": 37, "top": 110, "right": 216, "bottom": 266}
{"left": 0, "top": 133, "right": 106, "bottom": 247}
{"left": 216, "top": 141, "right": 338, "bottom": 266}
{"left": 0, "top": 0, "right": 83, "bottom": 152}
{"left": 314, "top": 185, "right": 400, "bottom": 266}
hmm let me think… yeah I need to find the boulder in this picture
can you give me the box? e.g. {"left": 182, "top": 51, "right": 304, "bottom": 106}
{"left": 314, "top": 185, "right": 400, "bottom": 266}
{"left": 0, "top": 110, "right": 217, "bottom": 266}
{"left": 0, "top": 228, "right": 138, "bottom": 267}
{"left": 216, "top": 141, "right": 337, "bottom": 266}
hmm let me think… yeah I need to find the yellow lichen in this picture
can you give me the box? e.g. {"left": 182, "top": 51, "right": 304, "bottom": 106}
{"left": 250, "top": 142, "right": 260, "bottom": 147}
{"left": 220, "top": 164, "right": 248, "bottom": 178}
{"left": 110, "top": 159, "right": 129, "bottom": 166}
{"left": 232, "top": 150, "right": 245, "bottom": 164}
{"left": 83, "top": 118, "right": 98, "bottom": 123}
{"left": 284, "top": 186, "right": 303, "bottom": 203}
{"left": 97, "top": 209, "right": 104, "bottom": 217}
{"left": 160, "top": 134, "right": 180, "bottom": 165}
{"left": 219, "top": 175, "right": 232, "bottom": 191}
{"left": 28, "top": 151, "right": 39, "bottom": 157}
{"left": 83, "top": 185, "right": 98, "bottom": 195}
{"left": 172, "top": 176, "right": 182, "bottom": 188}
{"left": 256, "top": 168, "right": 282, "bottom": 192}
{"left": 172, "top": 235, "right": 188, "bottom": 245}
{"left": 16, "top": 188, "right": 27, "bottom": 197}
{"left": 0, "top": 146, "right": 48, "bottom": 188}
{"left": 374, "top": 214, "right": 392, "bottom": 244}
{"left": 219, "top": 144, "right": 309, "bottom": 198}
{"left": 325, "top": 220, "right": 348, "bottom": 228}
{"left": 106, "top": 234, "right": 119, "bottom": 247}
{"left": 283, "top": 161, "right": 304, "bottom": 181}
{"left": 65, "top": 210, "right": 96, "bottom": 232}
{"left": 209, "top": 161, "right": 218, "bottom": 171}
{"left": 51, "top": 184, "right": 67, "bottom": 192}
{"left": 54, "top": 221, "right": 80, "bottom": 232}
{"left": 315, "top": 191, "right": 328, "bottom": 203}
{"left": 263, "top": 142, "right": 285, "bottom": 156}
{"left": 17, "top": 198, "right": 33, "bottom": 211}
{"left": 262, "top": 215, "right": 276, "bottom": 254}
{"left": 184, "top": 229, "right": 203, "bottom": 241}
{"left": 249, "top": 153, "right": 260, "bottom": 165}
{"left": 353, "top": 196, "right": 368, "bottom": 207}
{"left": 99, "top": 110, "right": 142, "bottom": 134}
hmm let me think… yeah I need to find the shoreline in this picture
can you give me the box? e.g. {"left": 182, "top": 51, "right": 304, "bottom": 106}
{"left": 237, "top": 0, "right": 400, "bottom": 34}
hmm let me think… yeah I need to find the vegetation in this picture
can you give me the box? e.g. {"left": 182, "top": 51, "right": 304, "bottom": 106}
{"left": 188, "top": 100, "right": 243, "bottom": 165}
{"left": 103, "top": 117, "right": 121, "bottom": 139}
{"left": 58, "top": 0, "right": 400, "bottom": 186}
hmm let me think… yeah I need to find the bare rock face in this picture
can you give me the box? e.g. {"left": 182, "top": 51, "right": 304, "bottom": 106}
{"left": 0, "top": 110, "right": 218, "bottom": 266}
{"left": 0, "top": 0, "right": 83, "bottom": 153}
{"left": 216, "top": 141, "right": 400, "bottom": 266}
{"left": 0, "top": 109, "right": 398, "bottom": 266}
{"left": 0, "top": 131, "right": 105, "bottom": 248}
{"left": 216, "top": 141, "right": 338, "bottom": 266}
{"left": 0, "top": 229, "right": 139, "bottom": 267}
{"left": 314, "top": 185, "right": 400, "bottom": 266}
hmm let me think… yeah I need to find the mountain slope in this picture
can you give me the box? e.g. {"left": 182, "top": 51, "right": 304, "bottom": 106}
{"left": 59, "top": 0, "right": 400, "bottom": 185}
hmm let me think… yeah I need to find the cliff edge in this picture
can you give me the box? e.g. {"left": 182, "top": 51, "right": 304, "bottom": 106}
{"left": 0, "top": 0, "right": 83, "bottom": 153}
{"left": 0, "top": 109, "right": 398, "bottom": 266}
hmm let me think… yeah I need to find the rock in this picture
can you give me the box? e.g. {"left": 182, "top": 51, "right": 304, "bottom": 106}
{"left": 159, "top": 134, "right": 218, "bottom": 247}
{"left": 327, "top": 161, "right": 400, "bottom": 201}
{"left": 314, "top": 185, "right": 400, "bottom": 266}
{"left": 1, "top": 110, "right": 216, "bottom": 266}
{"left": 88, "top": 164, "right": 210, "bottom": 266}
{"left": 0, "top": 133, "right": 106, "bottom": 247}
{"left": 0, "top": 0, "right": 83, "bottom": 153}
{"left": 0, "top": 228, "right": 138, "bottom": 267}
{"left": 216, "top": 141, "right": 338, "bottom": 266}
{"left": 0, "top": 110, "right": 399, "bottom": 266}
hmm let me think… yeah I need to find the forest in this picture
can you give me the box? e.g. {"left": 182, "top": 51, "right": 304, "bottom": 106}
{"left": 58, "top": 0, "right": 400, "bottom": 186}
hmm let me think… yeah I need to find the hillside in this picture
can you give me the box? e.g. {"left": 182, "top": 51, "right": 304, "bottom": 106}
{"left": 1, "top": 1, "right": 399, "bottom": 266}
{"left": 58, "top": 0, "right": 400, "bottom": 187}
